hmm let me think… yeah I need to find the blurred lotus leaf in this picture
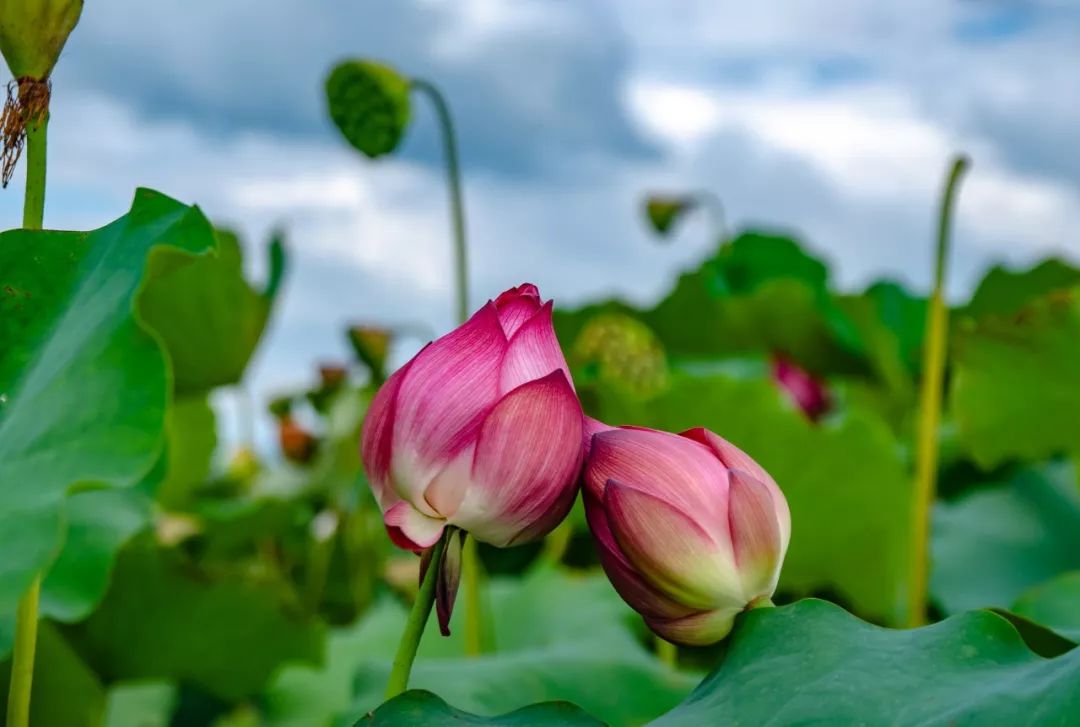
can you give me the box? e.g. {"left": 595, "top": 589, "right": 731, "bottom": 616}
{"left": 1012, "top": 572, "right": 1080, "bottom": 642}
{"left": 965, "top": 259, "right": 1080, "bottom": 319}
{"left": 139, "top": 228, "right": 287, "bottom": 396}
{"left": 326, "top": 59, "right": 411, "bottom": 158}
{"left": 951, "top": 286, "right": 1080, "bottom": 468}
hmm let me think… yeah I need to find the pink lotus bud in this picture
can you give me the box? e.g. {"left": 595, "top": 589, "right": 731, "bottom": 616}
{"left": 771, "top": 355, "right": 830, "bottom": 421}
{"left": 582, "top": 421, "right": 790, "bottom": 646}
{"left": 361, "top": 283, "right": 584, "bottom": 553}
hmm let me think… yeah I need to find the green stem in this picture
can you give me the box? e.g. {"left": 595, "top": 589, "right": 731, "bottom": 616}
{"left": 461, "top": 534, "right": 484, "bottom": 656}
{"left": 694, "top": 190, "right": 730, "bottom": 243}
{"left": 385, "top": 531, "right": 449, "bottom": 699}
{"left": 655, "top": 636, "right": 677, "bottom": 668}
{"left": 411, "top": 79, "right": 469, "bottom": 324}
{"left": 908, "top": 155, "right": 970, "bottom": 627}
{"left": 7, "top": 578, "right": 41, "bottom": 727}
{"left": 6, "top": 105, "right": 48, "bottom": 727}
{"left": 21, "top": 115, "right": 47, "bottom": 229}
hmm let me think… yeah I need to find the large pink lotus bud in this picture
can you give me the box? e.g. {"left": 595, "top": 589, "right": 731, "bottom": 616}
{"left": 771, "top": 354, "right": 830, "bottom": 421}
{"left": 582, "top": 422, "right": 790, "bottom": 646}
{"left": 361, "top": 283, "right": 584, "bottom": 552}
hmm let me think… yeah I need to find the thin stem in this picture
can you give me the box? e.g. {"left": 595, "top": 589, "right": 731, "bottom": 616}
{"left": 21, "top": 115, "right": 47, "bottom": 229}
{"left": 410, "top": 79, "right": 469, "bottom": 324}
{"left": 907, "top": 155, "right": 970, "bottom": 628}
{"left": 694, "top": 190, "right": 730, "bottom": 244}
{"left": 6, "top": 109, "right": 49, "bottom": 727}
{"left": 7, "top": 578, "right": 41, "bottom": 727}
{"left": 385, "top": 531, "right": 448, "bottom": 699}
{"left": 655, "top": 636, "right": 677, "bottom": 668}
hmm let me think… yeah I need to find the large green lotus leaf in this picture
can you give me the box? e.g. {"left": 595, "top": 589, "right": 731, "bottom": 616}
{"left": 0, "top": 189, "right": 215, "bottom": 614}
{"left": 951, "top": 287, "right": 1080, "bottom": 468}
{"left": 267, "top": 567, "right": 694, "bottom": 727}
{"left": 139, "top": 228, "right": 286, "bottom": 396}
{"left": 66, "top": 540, "right": 324, "bottom": 702}
{"left": 0, "top": 623, "right": 105, "bottom": 727}
{"left": 1012, "top": 572, "right": 1080, "bottom": 642}
{"left": 966, "top": 259, "right": 1080, "bottom": 319}
{"left": 593, "top": 372, "right": 913, "bottom": 624}
{"left": 931, "top": 463, "right": 1080, "bottom": 615}
{"left": 358, "top": 690, "right": 601, "bottom": 726}
{"left": 653, "top": 599, "right": 1080, "bottom": 725}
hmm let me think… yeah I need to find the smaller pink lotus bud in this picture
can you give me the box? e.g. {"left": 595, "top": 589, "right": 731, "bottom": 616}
{"left": 582, "top": 421, "right": 790, "bottom": 646}
{"left": 771, "top": 355, "right": 830, "bottom": 421}
{"left": 360, "top": 284, "right": 584, "bottom": 633}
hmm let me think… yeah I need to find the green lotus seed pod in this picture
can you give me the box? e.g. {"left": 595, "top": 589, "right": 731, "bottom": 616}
{"left": 644, "top": 195, "right": 696, "bottom": 236}
{"left": 0, "top": 0, "right": 83, "bottom": 79}
{"left": 325, "top": 59, "right": 411, "bottom": 158}
{"left": 573, "top": 313, "right": 669, "bottom": 398}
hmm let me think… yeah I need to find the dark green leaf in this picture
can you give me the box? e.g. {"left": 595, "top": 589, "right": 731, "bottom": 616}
{"left": 654, "top": 599, "right": 1080, "bottom": 725}
{"left": 0, "top": 188, "right": 215, "bottom": 613}
{"left": 358, "top": 690, "right": 601, "bottom": 726}
{"left": 0, "top": 624, "right": 105, "bottom": 727}
{"left": 966, "top": 259, "right": 1080, "bottom": 319}
{"left": 67, "top": 540, "right": 323, "bottom": 701}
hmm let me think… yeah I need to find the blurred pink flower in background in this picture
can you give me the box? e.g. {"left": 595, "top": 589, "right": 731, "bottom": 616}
{"left": 771, "top": 354, "right": 831, "bottom": 421}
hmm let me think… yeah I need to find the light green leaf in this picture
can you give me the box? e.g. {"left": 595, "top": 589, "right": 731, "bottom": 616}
{"left": 952, "top": 287, "right": 1080, "bottom": 468}
{"left": 104, "top": 681, "right": 177, "bottom": 727}
{"left": 0, "top": 188, "right": 215, "bottom": 613}
{"left": 1012, "top": 572, "right": 1080, "bottom": 643}
{"left": 139, "top": 228, "right": 286, "bottom": 396}
{"left": 155, "top": 395, "right": 218, "bottom": 508}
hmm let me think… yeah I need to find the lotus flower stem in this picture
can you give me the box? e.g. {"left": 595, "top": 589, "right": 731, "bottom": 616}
{"left": 656, "top": 637, "right": 677, "bottom": 667}
{"left": 6, "top": 106, "right": 48, "bottom": 727}
{"left": 694, "top": 190, "right": 730, "bottom": 244}
{"left": 410, "top": 79, "right": 469, "bottom": 325}
{"left": 907, "top": 154, "right": 969, "bottom": 627}
{"left": 385, "top": 530, "right": 450, "bottom": 699}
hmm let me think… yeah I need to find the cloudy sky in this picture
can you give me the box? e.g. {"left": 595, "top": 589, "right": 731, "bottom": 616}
{"left": 5, "top": 0, "right": 1079, "bottom": 447}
